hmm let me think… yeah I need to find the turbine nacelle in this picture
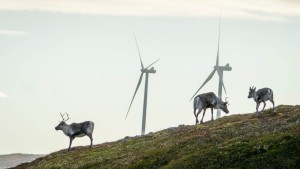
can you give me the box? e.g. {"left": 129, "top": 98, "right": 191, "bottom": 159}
{"left": 214, "top": 64, "right": 232, "bottom": 71}
{"left": 141, "top": 67, "right": 156, "bottom": 73}
{"left": 225, "top": 64, "right": 232, "bottom": 71}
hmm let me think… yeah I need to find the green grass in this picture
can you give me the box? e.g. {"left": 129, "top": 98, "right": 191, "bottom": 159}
{"left": 12, "top": 105, "right": 300, "bottom": 169}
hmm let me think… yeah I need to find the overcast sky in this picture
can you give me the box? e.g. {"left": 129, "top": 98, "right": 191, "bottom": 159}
{"left": 0, "top": 0, "right": 299, "bottom": 154}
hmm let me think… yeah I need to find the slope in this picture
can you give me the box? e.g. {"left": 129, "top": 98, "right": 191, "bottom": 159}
{"left": 12, "top": 105, "right": 300, "bottom": 169}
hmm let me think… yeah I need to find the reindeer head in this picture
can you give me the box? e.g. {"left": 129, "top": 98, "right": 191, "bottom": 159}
{"left": 55, "top": 113, "right": 70, "bottom": 130}
{"left": 248, "top": 86, "right": 256, "bottom": 99}
{"left": 219, "top": 97, "right": 229, "bottom": 114}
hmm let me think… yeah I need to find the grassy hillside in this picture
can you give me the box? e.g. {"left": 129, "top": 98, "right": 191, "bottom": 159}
{"left": 13, "top": 105, "right": 300, "bottom": 169}
{"left": 0, "top": 154, "right": 44, "bottom": 169}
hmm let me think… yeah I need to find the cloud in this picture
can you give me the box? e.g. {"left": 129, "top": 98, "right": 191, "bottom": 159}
{"left": 0, "top": 29, "right": 28, "bottom": 36}
{"left": 0, "top": 0, "right": 299, "bottom": 21}
{"left": 0, "top": 92, "right": 7, "bottom": 98}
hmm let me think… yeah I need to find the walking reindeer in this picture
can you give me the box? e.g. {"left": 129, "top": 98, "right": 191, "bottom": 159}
{"left": 55, "top": 113, "right": 94, "bottom": 151}
{"left": 193, "top": 92, "right": 229, "bottom": 124}
{"left": 248, "top": 86, "right": 275, "bottom": 114}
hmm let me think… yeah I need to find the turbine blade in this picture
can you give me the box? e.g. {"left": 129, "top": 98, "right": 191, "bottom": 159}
{"left": 216, "top": 69, "right": 227, "bottom": 95}
{"left": 222, "top": 81, "right": 227, "bottom": 95}
{"left": 126, "top": 72, "right": 144, "bottom": 119}
{"left": 216, "top": 45, "right": 219, "bottom": 67}
{"left": 145, "top": 59, "right": 160, "bottom": 69}
{"left": 190, "top": 69, "right": 216, "bottom": 101}
{"left": 134, "top": 34, "right": 144, "bottom": 69}
{"left": 216, "top": 15, "right": 221, "bottom": 66}
{"left": 216, "top": 46, "right": 219, "bottom": 66}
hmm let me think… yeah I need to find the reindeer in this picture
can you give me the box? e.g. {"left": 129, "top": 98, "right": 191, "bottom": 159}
{"left": 55, "top": 113, "right": 94, "bottom": 151}
{"left": 248, "top": 86, "right": 275, "bottom": 115}
{"left": 193, "top": 92, "right": 229, "bottom": 125}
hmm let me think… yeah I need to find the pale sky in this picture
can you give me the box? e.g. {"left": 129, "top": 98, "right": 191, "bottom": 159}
{"left": 0, "top": 0, "right": 299, "bottom": 154}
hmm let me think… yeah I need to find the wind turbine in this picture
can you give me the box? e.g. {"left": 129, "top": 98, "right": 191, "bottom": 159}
{"left": 190, "top": 16, "right": 232, "bottom": 119}
{"left": 126, "top": 35, "right": 159, "bottom": 135}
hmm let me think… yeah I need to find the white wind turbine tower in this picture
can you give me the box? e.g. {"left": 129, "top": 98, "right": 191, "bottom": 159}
{"left": 190, "top": 16, "right": 232, "bottom": 119}
{"left": 126, "top": 35, "right": 159, "bottom": 135}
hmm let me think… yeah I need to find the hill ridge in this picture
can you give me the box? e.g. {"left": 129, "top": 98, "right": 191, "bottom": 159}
{"left": 12, "top": 105, "right": 300, "bottom": 169}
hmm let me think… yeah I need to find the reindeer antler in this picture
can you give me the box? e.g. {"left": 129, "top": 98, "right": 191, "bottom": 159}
{"left": 60, "top": 112, "right": 63, "bottom": 120}
{"left": 60, "top": 112, "right": 70, "bottom": 121}
{"left": 225, "top": 97, "right": 230, "bottom": 105}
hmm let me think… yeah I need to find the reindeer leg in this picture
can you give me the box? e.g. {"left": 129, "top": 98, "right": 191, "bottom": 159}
{"left": 256, "top": 102, "right": 260, "bottom": 115}
{"left": 270, "top": 100, "right": 275, "bottom": 112}
{"left": 68, "top": 137, "right": 74, "bottom": 151}
{"left": 195, "top": 109, "right": 201, "bottom": 125}
{"left": 194, "top": 108, "right": 198, "bottom": 124}
{"left": 262, "top": 101, "right": 266, "bottom": 113}
{"left": 200, "top": 109, "right": 206, "bottom": 124}
{"left": 88, "top": 135, "right": 93, "bottom": 148}
{"left": 211, "top": 108, "right": 214, "bottom": 121}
